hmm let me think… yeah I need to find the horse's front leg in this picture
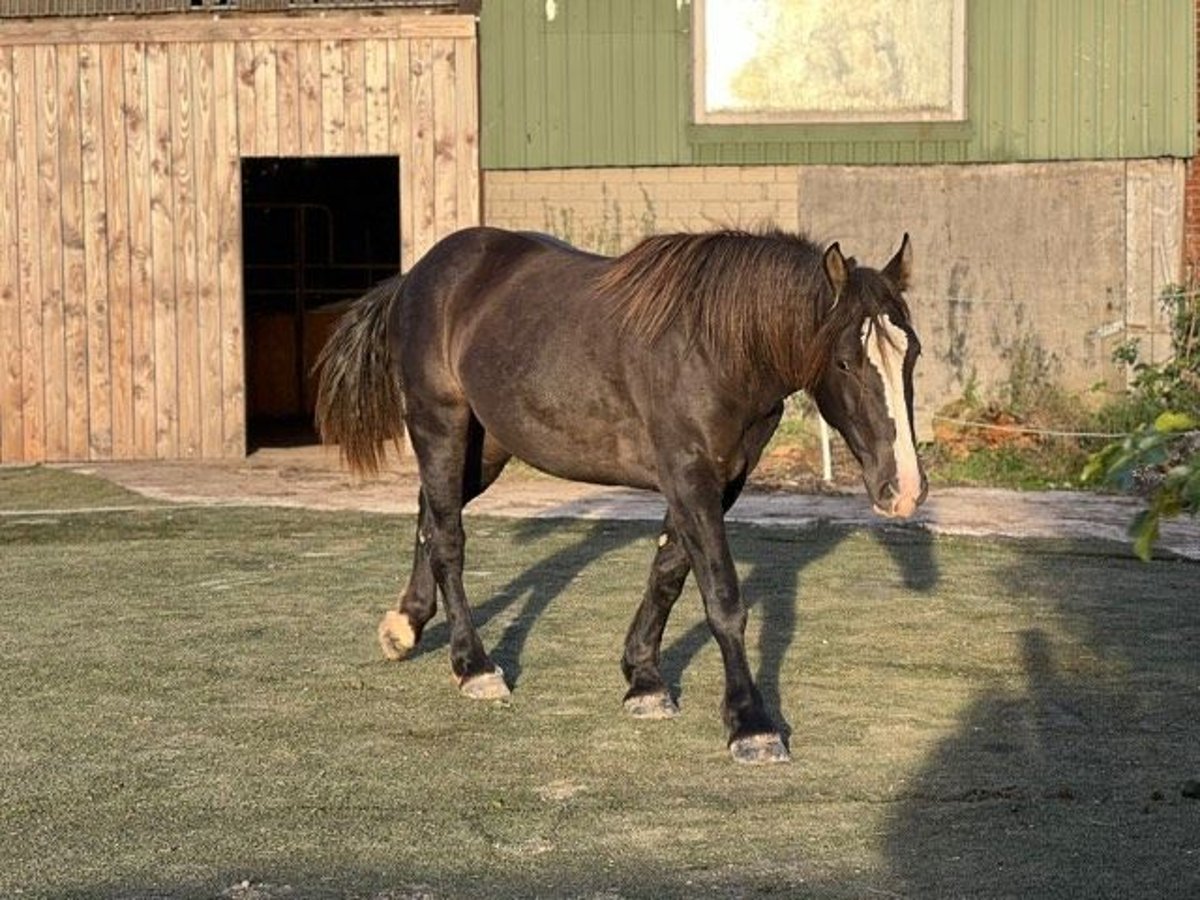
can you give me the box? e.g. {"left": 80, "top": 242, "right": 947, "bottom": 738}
{"left": 661, "top": 460, "right": 789, "bottom": 765}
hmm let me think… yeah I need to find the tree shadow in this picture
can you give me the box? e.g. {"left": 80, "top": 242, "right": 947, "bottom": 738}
{"left": 884, "top": 541, "right": 1200, "bottom": 897}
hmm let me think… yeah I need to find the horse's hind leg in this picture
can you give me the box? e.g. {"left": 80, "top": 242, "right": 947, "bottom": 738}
{"left": 379, "top": 420, "right": 509, "bottom": 663}
{"left": 378, "top": 492, "right": 436, "bottom": 660}
{"left": 621, "top": 514, "right": 689, "bottom": 719}
{"left": 400, "top": 401, "right": 510, "bottom": 698}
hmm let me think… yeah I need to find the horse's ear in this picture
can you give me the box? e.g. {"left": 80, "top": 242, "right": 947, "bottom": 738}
{"left": 823, "top": 242, "right": 848, "bottom": 301}
{"left": 883, "top": 233, "right": 912, "bottom": 291}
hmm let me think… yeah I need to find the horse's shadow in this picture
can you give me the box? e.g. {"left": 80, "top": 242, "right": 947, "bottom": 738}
{"left": 410, "top": 517, "right": 649, "bottom": 686}
{"left": 410, "top": 511, "right": 939, "bottom": 740}
{"left": 660, "top": 523, "right": 939, "bottom": 743}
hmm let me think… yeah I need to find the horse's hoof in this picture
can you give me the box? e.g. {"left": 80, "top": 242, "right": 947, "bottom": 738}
{"left": 623, "top": 690, "right": 679, "bottom": 720}
{"left": 459, "top": 667, "right": 511, "bottom": 701}
{"left": 378, "top": 610, "right": 417, "bottom": 661}
{"left": 729, "top": 733, "right": 790, "bottom": 765}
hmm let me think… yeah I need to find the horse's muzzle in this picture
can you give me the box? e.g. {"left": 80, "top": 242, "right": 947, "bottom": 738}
{"left": 871, "top": 476, "right": 928, "bottom": 519}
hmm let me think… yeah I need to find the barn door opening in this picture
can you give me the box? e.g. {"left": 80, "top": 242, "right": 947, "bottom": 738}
{"left": 242, "top": 156, "right": 400, "bottom": 450}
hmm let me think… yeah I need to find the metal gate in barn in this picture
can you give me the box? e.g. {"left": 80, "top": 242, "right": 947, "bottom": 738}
{"left": 0, "top": 2, "right": 480, "bottom": 463}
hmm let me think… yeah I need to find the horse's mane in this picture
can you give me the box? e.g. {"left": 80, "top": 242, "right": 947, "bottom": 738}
{"left": 595, "top": 229, "right": 861, "bottom": 390}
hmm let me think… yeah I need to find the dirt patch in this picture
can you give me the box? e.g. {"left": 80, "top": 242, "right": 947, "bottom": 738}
{"left": 51, "top": 442, "right": 1200, "bottom": 559}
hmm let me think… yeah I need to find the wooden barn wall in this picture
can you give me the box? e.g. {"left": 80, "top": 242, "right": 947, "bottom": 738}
{"left": 0, "top": 14, "right": 478, "bottom": 463}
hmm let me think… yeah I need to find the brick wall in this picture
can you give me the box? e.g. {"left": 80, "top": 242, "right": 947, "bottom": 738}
{"left": 483, "top": 166, "right": 802, "bottom": 256}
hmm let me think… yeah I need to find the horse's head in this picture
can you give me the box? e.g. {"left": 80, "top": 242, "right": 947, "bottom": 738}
{"left": 811, "top": 235, "right": 928, "bottom": 519}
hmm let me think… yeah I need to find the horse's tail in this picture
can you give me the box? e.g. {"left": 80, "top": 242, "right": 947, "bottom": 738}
{"left": 314, "top": 274, "right": 407, "bottom": 476}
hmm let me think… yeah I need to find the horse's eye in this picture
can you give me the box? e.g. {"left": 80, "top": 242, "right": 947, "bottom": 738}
{"left": 837, "top": 360, "right": 851, "bottom": 372}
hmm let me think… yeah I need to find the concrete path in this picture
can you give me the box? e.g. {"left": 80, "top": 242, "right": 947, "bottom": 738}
{"left": 66, "top": 446, "right": 1200, "bottom": 560}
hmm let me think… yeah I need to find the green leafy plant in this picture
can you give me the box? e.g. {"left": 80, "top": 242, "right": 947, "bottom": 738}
{"left": 1082, "top": 411, "right": 1200, "bottom": 559}
{"left": 1083, "top": 283, "right": 1200, "bottom": 559}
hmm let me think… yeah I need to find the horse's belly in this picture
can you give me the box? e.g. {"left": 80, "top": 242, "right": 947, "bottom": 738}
{"left": 452, "top": 293, "right": 662, "bottom": 489}
{"left": 467, "top": 380, "right": 659, "bottom": 490}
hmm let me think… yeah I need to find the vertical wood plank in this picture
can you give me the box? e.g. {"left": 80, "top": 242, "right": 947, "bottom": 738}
{"left": 214, "top": 40, "right": 244, "bottom": 457}
{"left": 100, "top": 42, "right": 133, "bottom": 459}
{"left": 275, "top": 40, "right": 300, "bottom": 157}
{"left": 0, "top": 48, "right": 22, "bottom": 462}
{"left": 79, "top": 43, "right": 112, "bottom": 459}
{"left": 36, "top": 44, "right": 68, "bottom": 461}
{"left": 409, "top": 39, "right": 435, "bottom": 260}
{"left": 297, "top": 40, "right": 322, "bottom": 156}
{"left": 235, "top": 41, "right": 257, "bottom": 157}
{"left": 363, "top": 38, "right": 389, "bottom": 154}
{"left": 146, "top": 41, "right": 177, "bottom": 459}
{"left": 193, "top": 42, "right": 223, "bottom": 458}
{"left": 387, "top": 38, "right": 413, "bottom": 268}
{"left": 170, "top": 42, "right": 200, "bottom": 458}
{"left": 320, "top": 39, "right": 346, "bottom": 154}
{"left": 124, "top": 42, "right": 156, "bottom": 458}
{"left": 343, "top": 38, "right": 366, "bottom": 155}
{"left": 57, "top": 43, "right": 90, "bottom": 461}
{"left": 13, "top": 47, "right": 44, "bottom": 461}
{"left": 431, "top": 39, "right": 457, "bottom": 237}
{"left": 253, "top": 40, "right": 278, "bottom": 158}
{"left": 455, "top": 35, "right": 479, "bottom": 229}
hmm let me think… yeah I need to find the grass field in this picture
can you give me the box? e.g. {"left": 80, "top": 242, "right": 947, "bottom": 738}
{"left": 2, "top": 468, "right": 1198, "bottom": 898}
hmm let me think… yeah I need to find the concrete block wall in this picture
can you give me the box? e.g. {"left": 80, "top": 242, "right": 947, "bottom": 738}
{"left": 483, "top": 160, "right": 1185, "bottom": 436}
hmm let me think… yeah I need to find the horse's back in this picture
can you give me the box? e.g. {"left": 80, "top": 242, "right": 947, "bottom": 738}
{"left": 395, "top": 228, "right": 661, "bottom": 487}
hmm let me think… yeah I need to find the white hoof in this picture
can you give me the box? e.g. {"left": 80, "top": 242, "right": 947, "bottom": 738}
{"left": 459, "top": 667, "right": 511, "bottom": 701}
{"left": 729, "top": 733, "right": 790, "bottom": 765}
{"left": 378, "top": 610, "right": 417, "bottom": 661}
{"left": 623, "top": 691, "right": 680, "bottom": 720}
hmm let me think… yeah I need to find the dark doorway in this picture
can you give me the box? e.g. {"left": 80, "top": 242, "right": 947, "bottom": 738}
{"left": 242, "top": 156, "right": 400, "bottom": 449}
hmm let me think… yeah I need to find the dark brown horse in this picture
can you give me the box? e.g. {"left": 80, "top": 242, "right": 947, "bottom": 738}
{"left": 316, "top": 226, "right": 926, "bottom": 764}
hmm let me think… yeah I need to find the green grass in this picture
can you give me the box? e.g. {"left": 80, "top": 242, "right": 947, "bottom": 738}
{"left": 922, "top": 441, "right": 1097, "bottom": 490}
{"left": 0, "top": 465, "right": 155, "bottom": 511}
{"left": 2, "top": 473, "right": 1198, "bottom": 898}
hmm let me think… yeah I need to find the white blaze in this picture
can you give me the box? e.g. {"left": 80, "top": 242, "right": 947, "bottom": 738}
{"left": 863, "top": 315, "right": 922, "bottom": 515}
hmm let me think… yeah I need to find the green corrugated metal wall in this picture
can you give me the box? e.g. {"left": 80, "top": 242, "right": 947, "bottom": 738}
{"left": 480, "top": 0, "right": 1195, "bottom": 168}
{"left": 482, "top": 0, "right": 690, "bottom": 167}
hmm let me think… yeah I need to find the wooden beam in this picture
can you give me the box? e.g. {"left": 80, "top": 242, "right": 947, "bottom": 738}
{"left": 100, "top": 42, "right": 133, "bottom": 459}
{"left": 0, "top": 13, "right": 476, "bottom": 47}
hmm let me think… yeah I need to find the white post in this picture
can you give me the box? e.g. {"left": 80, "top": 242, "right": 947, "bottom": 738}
{"left": 819, "top": 415, "right": 833, "bottom": 484}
